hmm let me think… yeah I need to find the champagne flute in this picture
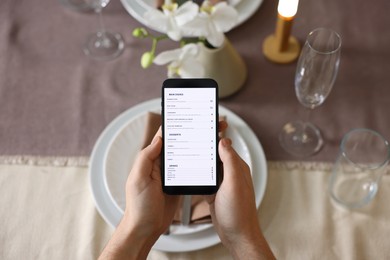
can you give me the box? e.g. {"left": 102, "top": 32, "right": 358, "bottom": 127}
{"left": 83, "top": 0, "right": 124, "bottom": 60}
{"left": 279, "top": 28, "right": 342, "bottom": 157}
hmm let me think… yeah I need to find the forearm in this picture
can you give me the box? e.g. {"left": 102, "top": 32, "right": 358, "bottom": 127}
{"left": 99, "top": 217, "right": 159, "bottom": 260}
{"left": 224, "top": 227, "right": 276, "bottom": 260}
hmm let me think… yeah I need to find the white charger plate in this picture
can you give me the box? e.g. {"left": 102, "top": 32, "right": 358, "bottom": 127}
{"left": 120, "top": 0, "right": 263, "bottom": 34}
{"left": 89, "top": 98, "right": 267, "bottom": 252}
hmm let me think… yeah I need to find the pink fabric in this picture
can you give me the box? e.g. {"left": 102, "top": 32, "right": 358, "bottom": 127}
{"left": 0, "top": 0, "right": 389, "bottom": 161}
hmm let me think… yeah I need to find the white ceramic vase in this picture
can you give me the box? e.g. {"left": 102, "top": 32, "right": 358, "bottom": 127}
{"left": 196, "top": 38, "right": 247, "bottom": 98}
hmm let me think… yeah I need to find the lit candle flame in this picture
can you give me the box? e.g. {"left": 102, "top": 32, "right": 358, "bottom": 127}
{"left": 278, "top": 0, "right": 299, "bottom": 18}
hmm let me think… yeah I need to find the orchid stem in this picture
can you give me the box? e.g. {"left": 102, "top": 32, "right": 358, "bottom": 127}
{"left": 150, "top": 35, "right": 168, "bottom": 55}
{"left": 151, "top": 38, "right": 158, "bottom": 54}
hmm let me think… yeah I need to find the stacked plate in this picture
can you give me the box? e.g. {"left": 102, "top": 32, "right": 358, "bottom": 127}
{"left": 89, "top": 98, "right": 267, "bottom": 252}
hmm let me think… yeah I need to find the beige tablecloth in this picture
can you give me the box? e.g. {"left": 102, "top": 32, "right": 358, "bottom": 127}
{"left": 1, "top": 159, "right": 389, "bottom": 260}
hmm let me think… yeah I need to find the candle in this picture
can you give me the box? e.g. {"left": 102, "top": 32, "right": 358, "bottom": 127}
{"left": 263, "top": 0, "right": 300, "bottom": 64}
{"left": 278, "top": 0, "right": 299, "bottom": 18}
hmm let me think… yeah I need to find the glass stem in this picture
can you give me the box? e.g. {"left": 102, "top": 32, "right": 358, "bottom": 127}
{"left": 96, "top": 8, "right": 106, "bottom": 34}
{"left": 300, "top": 107, "right": 313, "bottom": 142}
{"left": 304, "top": 107, "right": 313, "bottom": 125}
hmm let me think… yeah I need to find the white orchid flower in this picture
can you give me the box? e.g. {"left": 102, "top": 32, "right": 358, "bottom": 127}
{"left": 153, "top": 43, "right": 205, "bottom": 78}
{"left": 144, "top": 1, "right": 199, "bottom": 41}
{"left": 183, "top": 1, "right": 239, "bottom": 47}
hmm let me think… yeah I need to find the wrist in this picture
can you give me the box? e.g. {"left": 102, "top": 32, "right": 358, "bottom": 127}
{"left": 223, "top": 226, "right": 275, "bottom": 260}
{"left": 120, "top": 214, "right": 160, "bottom": 257}
{"left": 99, "top": 215, "right": 159, "bottom": 260}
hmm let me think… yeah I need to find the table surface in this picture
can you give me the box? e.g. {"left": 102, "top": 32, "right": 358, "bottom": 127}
{"left": 1, "top": 0, "right": 390, "bottom": 259}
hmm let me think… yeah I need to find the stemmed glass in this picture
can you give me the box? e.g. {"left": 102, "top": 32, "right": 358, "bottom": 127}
{"left": 279, "top": 28, "right": 342, "bottom": 157}
{"left": 83, "top": 0, "right": 124, "bottom": 60}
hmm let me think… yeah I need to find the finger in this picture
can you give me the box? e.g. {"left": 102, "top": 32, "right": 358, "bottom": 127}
{"left": 218, "top": 138, "right": 240, "bottom": 167}
{"left": 153, "top": 126, "right": 162, "bottom": 139}
{"left": 218, "top": 138, "right": 247, "bottom": 182}
{"left": 138, "top": 126, "right": 162, "bottom": 163}
{"left": 218, "top": 139, "right": 257, "bottom": 203}
{"left": 131, "top": 136, "right": 162, "bottom": 179}
{"left": 218, "top": 120, "right": 228, "bottom": 133}
{"left": 143, "top": 135, "right": 162, "bottom": 161}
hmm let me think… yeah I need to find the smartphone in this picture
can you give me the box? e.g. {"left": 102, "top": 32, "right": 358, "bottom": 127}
{"left": 161, "top": 78, "right": 220, "bottom": 195}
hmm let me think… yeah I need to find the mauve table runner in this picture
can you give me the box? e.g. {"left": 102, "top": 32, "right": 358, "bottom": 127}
{"left": 0, "top": 0, "right": 389, "bottom": 161}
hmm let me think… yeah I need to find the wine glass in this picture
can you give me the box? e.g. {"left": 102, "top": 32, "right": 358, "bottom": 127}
{"left": 83, "top": 0, "right": 124, "bottom": 60}
{"left": 279, "top": 28, "right": 342, "bottom": 157}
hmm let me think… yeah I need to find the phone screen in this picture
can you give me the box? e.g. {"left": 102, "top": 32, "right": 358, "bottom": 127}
{"left": 162, "top": 79, "right": 219, "bottom": 194}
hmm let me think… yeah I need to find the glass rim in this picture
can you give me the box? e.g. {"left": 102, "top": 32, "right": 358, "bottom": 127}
{"left": 307, "top": 27, "right": 342, "bottom": 55}
{"left": 340, "top": 128, "right": 390, "bottom": 168}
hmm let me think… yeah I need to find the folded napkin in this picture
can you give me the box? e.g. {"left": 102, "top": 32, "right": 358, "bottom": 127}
{"left": 141, "top": 112, "right": 226, "bottom": 225}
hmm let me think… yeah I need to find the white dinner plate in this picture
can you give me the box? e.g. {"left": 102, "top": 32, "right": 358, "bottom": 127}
{"left": 89, "top": 98, "right": 267, "bottom": 252}
{"left": 120, "top": 0, "right": 263, "bottom": 34}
